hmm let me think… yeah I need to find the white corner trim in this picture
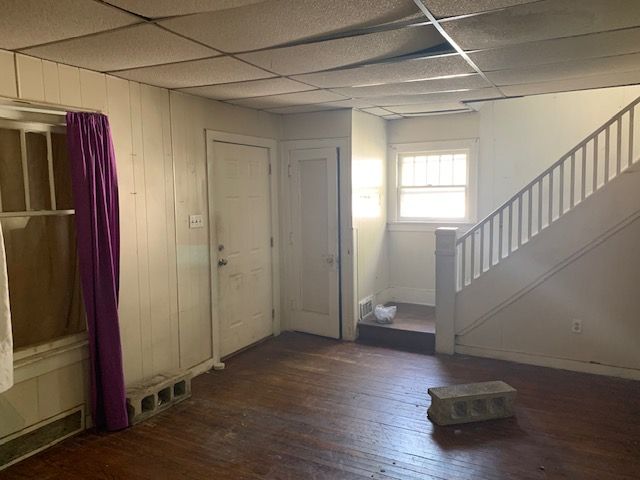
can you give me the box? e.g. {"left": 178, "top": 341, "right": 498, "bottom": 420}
{"left": 455, "top": 344, "right": 640, "bottom": 381}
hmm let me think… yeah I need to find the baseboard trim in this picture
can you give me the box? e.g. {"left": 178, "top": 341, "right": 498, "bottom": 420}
{"left": 379, "top": 286, "right": 435, "bottom": 306}
{"left": 455, "top": 344, "right": 640, "bottom": 380}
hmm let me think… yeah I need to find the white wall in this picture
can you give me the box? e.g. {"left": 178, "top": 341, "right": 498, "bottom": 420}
{"left": 385, "top": 85, "right": 640, "bottom": 305}
{"left": 456, "top": 162, "right": 640, "bottom": 378}
{"left": 0, "top": 51, "right": 280, "bottom": 441}
{"left": 386, "top": 112, "right": 480, "bottom": 305}
{"left": 352, "top": 111, "right": 388, "bottom": 311}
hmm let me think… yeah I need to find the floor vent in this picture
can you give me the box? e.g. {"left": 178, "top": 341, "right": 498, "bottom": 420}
{"left": 126, "top": 371, "right": 192, "bottom": 426}
{"left": 359, "top": 295, "right": 374, "bottom": 320}
{"left": 1, "top": 407, "right": 84, "bottom": 470}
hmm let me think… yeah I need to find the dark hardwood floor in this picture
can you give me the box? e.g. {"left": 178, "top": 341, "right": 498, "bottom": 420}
{"left": 3, "top": 332, "right": 640, "bottom": 479}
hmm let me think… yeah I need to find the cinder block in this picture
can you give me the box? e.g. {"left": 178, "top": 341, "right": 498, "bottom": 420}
{"left": 427, "top": 381, "right": 516, "bottom": 426}
{"left": 126, "top": 371, "right": 192, "bottom": 425}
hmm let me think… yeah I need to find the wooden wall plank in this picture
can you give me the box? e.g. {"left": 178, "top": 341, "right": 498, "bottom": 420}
{"left": 139, "top": 84, "right": 179, "bottom": 375}
{"left": 0, "top": 50, "right": 17, "bottom": 98}
{"left": 129, "top": 81, "right": 154, "bottom": 380}
{"left": 58, "top": 64, "right": 82, "bottom": 108}
{"left": 106, "top": 75, "right": 144, "bottom": 385}
{"left": 79, "top": 69, "right": 107, "bottom": 112}
{"left": 42, "top": 61, "right": 60, "bottom": 105}
{"left": 15, "top": 54, "right": 44, "bottom": 101}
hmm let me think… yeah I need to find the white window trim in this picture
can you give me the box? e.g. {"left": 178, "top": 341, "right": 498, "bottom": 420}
{"left": 0, "top": 114, "right": 87, "bottom": 382}
{"left": 388, "top": 139, "right": 478, "bottom": 229}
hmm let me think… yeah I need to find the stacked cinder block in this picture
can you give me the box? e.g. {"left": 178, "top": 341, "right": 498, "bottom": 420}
{"left": 427, "top": 381, "right": 516, "bottom": 426}
{"left": 126, "top": 371, "right": 192, "bottom": 426}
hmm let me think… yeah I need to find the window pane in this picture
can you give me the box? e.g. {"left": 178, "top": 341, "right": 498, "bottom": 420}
{"left": 453, "top": 154, "right": 467, "bottom": 185}
{"left": 414, "top": 155, "right": 427, "bottom": 185}
{"left": 400, "top": 187, "right": 466, "bottom": 219}
{"left": 439, "top": 154, "right": 453, "bottom": 185}
{"left": 0, "top": 128, "right": 26, "bottom": 212}
{"left": 1, "top": 215, "right": 85, "bottom": 349}
{"left": 400, "top": 156, "right": 414, "bottom": 186}
{"left": 26, "top": 132, "right": 52, "bottom": 210}
{"left": 52, "top": 133, "right": 74, "bottom": 209}
{"left": 426, "top": 155, "right": 439, "bottom": 185}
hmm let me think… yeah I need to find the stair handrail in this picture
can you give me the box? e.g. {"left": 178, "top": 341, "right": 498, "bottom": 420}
{"left": 455, "top": 95, "right": 640, "bottom": 289}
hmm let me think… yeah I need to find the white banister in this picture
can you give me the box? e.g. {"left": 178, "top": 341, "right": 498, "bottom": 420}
{"left": 455, "top": 96, "right": 640, "bottom": 292}
{"left": 435, "top": 227, "right": 457, "bottom": 354}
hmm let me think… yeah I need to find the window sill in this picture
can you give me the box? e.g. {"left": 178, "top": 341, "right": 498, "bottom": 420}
{"left": 13, "top": 332, "right": 89, "bottom": 384}
{"left": 387, "top": 222, "right": 474, "bottom": 232}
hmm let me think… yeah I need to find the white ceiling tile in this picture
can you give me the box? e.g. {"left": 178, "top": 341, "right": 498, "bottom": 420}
{"left": 360, "top": 107, "right": 395, "bottom": 116}
{"left": 238, "top": 25, "right": 445, "bottom": 75}
{"left": 228, "top": 90, "right": 348, "bottom": 109}
{"left": 267, "top": 102, "right": 354, "bottom": 114}
{"left": 0, "top": 0, "right": 139, "bottom": 50}
{"left": 23, "top": 24, "right": 218, "bottom": 72}
{"left": 420, "top": 0, "right": 539, "bottom": 18}
{"left": 292, "top": 54, "right": 474, "bottom": 88}
{"left": 442, "top": 0, "right": 640, "bottom": 50}
{"left": 354, "top": 87, "right": 501, "bottom": 107}
{"left": 104, "top": 0, "right": 265, "bottom": 18}
{"left": 180, "top": 77, "right": 315, "bottom": 100}
{"left": 114, "top": 57, "right": 274, "bottom": 88}
{"left": 486, "top": 53, "right": 640, "bottom": 86}
{"left": 385, "top": 102, "right": 471, "bottom": 114}
{"left": 470, "top": 28, "right": 640, "bottom": 72}
{"left": 500, "top": 70, "right": 640, "bottom": 97}
{"left": 331, "top": 74, "right": 490, "bottom": 98}
{"left": 159, "top": 0, "right": 421, "bottom": 53}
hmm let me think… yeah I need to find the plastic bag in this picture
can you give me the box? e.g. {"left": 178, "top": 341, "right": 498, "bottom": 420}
{"left": 373, "top": 304, "right": 397, "bottom": 324}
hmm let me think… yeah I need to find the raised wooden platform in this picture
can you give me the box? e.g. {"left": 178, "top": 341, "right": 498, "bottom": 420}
{"left": 3, "top": 333, "right": 639, "bottom": 479}
{"left": 357, "top": 302, "right": 435, "bottom": 353}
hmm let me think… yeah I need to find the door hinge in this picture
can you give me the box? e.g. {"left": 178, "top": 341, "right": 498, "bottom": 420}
{"left": 270, "top": 236, "right": 274, "bottom": 247}
{"left": 287, "top": 163, "right": 292, "bottom": 177}
{"left": 268, "top": 163, "right": 272, "bottom": 175}
{"left": 272, "top": 308, "right": 275, "bottom": 320}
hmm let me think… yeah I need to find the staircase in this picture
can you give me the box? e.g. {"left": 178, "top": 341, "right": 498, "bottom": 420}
{"left": 434, "top": 96, "right": 640, "bottom": 362}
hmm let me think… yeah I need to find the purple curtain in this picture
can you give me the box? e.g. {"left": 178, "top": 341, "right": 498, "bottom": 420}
{"left": 66, "top": 112, "right": 128, "bottom": 431}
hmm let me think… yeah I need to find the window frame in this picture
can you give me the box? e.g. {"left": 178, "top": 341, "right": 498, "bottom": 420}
{"left": 388, "top": 139, "right": 478, "bottom": 226}
{"left": 0, "top": 116, "right": 84, "bottom": 355}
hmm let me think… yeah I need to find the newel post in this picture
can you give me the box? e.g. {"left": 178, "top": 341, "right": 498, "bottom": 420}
{"left": 435, "top": 227, "right": 458, "bottom": 354}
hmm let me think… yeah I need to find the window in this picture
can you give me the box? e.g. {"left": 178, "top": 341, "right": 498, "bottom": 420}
{"left": 391, "top": 140, "right": 477, "bottom": 224}
{"left": 0, "top": 119, "right": 85, "bottom": 350}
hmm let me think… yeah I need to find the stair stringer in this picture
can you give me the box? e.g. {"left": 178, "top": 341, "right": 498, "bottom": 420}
{"left": 455, "top": 163, "right": 640, "bottom": 338}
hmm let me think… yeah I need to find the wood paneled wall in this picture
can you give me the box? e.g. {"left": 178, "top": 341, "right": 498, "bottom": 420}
{"left": 0, "top": 50, "right": 281, "bottom": 440}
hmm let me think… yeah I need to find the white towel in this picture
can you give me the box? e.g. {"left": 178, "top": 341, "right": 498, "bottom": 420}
{"left": 0, "top": 221, "right": 13, "bottom": 393}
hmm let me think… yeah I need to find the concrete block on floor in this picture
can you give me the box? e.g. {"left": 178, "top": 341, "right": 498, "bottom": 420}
{"left": 427, "top": 380, "right": 516, "bottom": 425}
{"left": 126, "top": 371, "right": 191, "bottom": 425}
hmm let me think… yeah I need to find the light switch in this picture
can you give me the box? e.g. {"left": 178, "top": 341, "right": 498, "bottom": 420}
{"left": 189, "top": 214, "right": 204, "bottom": 229}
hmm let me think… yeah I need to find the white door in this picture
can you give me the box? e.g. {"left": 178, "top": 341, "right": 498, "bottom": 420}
{"left": 212, "top": 141, "right": 273, "bottom": 357}
{"left": 288, "top": 147, "right": 340, "bottom": 338}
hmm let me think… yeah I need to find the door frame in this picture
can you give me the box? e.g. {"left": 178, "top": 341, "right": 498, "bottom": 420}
{"left": 205, "top": 130, "right": 281, "bottom": 367}
{"left": 280, "top": 138, "right": 354, "bottom": 341}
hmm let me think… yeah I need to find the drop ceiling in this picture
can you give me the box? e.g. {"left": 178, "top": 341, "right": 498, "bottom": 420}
{"left": 1, "top": 0, "right": 639, "bottom": 118}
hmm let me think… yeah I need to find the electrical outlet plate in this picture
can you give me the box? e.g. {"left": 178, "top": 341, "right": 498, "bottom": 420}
{"left": 571, "top": 319, "right": 582, "bottom": 334}
{"left": 189, "top": 214, "right": 204, "bottom": 229}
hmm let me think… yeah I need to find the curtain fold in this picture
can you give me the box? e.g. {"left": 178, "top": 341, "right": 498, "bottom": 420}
{"left": 0, "top": 221, "right": 13, "bottom": 394}
{"left": 66, "top": 112, "right": 128, "bottom": 431}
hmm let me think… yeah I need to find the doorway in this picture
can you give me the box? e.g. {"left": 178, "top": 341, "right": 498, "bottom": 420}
{"left": 207, "top": 133, "right": 279, "bottom": 360}
{"left": 286, "top": 146, "right": 341, "bottom": 339}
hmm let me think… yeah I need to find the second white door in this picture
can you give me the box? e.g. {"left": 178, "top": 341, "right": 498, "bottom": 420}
{"left": 288, "top": 147, "right": 340, "bottom": 339}
{"left": 212, "top": 141, "right": 273, "bottom": 357}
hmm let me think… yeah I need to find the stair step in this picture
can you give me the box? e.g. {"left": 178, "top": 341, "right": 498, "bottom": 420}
{"left": 357, "top": 322, "right": 435, "bottom": 354}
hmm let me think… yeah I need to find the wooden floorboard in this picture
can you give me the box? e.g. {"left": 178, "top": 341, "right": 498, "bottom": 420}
{"left": 3, "top": 332, "right": 639, "bottom": 479}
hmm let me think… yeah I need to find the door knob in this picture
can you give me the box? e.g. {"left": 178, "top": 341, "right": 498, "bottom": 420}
{"left": 217, "top": 258, "right": 228, "bottom": 267}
